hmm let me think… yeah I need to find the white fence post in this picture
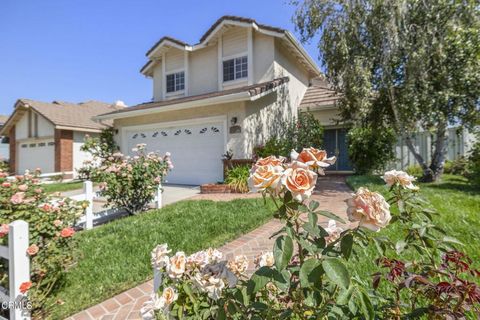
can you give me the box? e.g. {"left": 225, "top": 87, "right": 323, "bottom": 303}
{"left": 84, "top": 181, "right": 94, "bottom": 230}
{"left": 156, "top": 183, "right": 163, "bottom": 209}
{"left": 8, "top": 220, "right": 30, "bottom": 320}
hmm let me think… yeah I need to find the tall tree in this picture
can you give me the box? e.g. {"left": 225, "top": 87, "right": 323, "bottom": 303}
{"left": 293, "top": 0, "right": 480, "bottom": 181}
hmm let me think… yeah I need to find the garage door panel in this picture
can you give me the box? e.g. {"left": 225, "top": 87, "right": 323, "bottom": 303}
{"left": 126, "top": 122, "right": 225, "bottom": 185}
{"left": 18, "top": 142, "right": 55, "bottom": 174}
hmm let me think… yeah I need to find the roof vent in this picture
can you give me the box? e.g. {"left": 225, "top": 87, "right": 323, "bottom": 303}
{"left": 112, "top": 100, "right": 127, "bottom": 108}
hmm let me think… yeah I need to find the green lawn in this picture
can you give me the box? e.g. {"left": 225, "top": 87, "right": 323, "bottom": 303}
{"left": 47, "top": 198, "right": 274, "bottom": 319}
{"left": 346, "top": 174, "right": 480, "bottom": 277}
{"left": 42, "top": 181, "right": 85, "bottom": 194}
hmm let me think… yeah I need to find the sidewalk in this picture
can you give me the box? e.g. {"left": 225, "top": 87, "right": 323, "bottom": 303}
{"left": 67, "top": 176, "right": 352, "bottom": 320}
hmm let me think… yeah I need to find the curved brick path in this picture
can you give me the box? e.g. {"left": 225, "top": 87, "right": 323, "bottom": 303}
{"left": 67, "top": 176, "right": 352, "bottom": 320}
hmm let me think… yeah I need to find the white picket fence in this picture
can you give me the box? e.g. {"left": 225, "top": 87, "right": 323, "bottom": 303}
{"left": 0, "top": 221, "right": 30, "bottom": 320}
{"left": 68, "top": 181, "right": 163, "bottom": 230}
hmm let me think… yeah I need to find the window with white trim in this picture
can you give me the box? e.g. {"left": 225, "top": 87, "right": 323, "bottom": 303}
{"left": 223, "top": 56, "right": 248, "bottom": 82}
{"left": 166, "top": 71, "right": 185, "bottom": 93}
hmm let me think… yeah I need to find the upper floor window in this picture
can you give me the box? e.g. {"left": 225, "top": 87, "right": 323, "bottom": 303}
{"left": 166, "top": 71, "right": 185, "bottom": 93}
{"left": 223, "top": 56, "right": 248, "bottom": 82}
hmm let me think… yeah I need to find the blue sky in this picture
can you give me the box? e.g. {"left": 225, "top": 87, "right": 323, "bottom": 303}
{"left": 0, "top": 0, "right": 321, "bottom": 115}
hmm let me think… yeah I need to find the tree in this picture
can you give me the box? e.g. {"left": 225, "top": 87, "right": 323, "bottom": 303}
{"left": 292, "top": 0, "right": 480, "bottom": 181}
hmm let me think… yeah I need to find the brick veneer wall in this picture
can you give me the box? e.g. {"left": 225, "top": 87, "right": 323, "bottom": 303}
{"left": 54, "top": 129, "right": 73, "bottom": 173}
{"left": 8, "top": 126, "right": 16, "bottom": 174}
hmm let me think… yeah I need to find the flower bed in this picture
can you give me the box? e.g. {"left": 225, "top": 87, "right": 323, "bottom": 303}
{"left": 200, "top": 184, "right": 232, "bottom": 194}
{"left": 143, "top": 148, "right": 480, "bottom": 319}
{"left": 0, "top": 168, "right": 85, "bottom": 318}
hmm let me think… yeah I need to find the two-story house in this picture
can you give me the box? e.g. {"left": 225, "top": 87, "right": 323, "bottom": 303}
{"left": 96, "top": 16, "right": 349, "bottom": 185}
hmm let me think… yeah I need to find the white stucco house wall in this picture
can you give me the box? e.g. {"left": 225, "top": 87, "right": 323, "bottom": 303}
{"left": 0, "top": 99, "right": 124, "bottom": 177}
{"left": 0, "top": 115, "right": 9, "bottom": 162}
{"left": 95, "top": 16, "right": 350, "bottom": 185}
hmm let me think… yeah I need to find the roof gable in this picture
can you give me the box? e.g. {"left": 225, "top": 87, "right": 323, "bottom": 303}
{"left": 141, "top": 16, "right": 321, "bottom": 77}
{"left": 0, "top": 99, "right": 125, "bottom": 135}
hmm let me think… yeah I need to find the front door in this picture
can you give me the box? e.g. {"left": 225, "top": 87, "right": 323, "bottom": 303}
{"left": 323, "top": 128, "right": 353, "bottom": 171}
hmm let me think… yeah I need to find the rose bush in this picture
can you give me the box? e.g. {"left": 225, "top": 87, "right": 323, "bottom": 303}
{"left": 143, "top": 149, "right": 479, "bottom": 319}
{"left": 0, "top": 168, "right": 85, "bottom": 318}
{"left": 82, "top": 143, "right": 172, "bottom": 215}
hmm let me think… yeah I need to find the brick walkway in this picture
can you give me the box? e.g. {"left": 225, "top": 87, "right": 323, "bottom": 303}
{"left": 67, "top": 176, "right": 352, "bottom": 320}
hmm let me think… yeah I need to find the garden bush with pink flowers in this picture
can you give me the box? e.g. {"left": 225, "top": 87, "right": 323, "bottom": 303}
{"left": 82, "top": 142, "right": 172, "bottom": 215}
{"left": 0, "top": 168, "right": 85, "bottom": 318}
{"left": 143, "top": 148, "right": 479, "bottom": 319}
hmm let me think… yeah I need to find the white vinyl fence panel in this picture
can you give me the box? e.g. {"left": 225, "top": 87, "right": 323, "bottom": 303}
{"left": 0, "top": 221, "right": 30, "bottom": 320}
{"left": 392, "top": 127, "right": 474, "bottom": 170}
{"left": 68, "top": 181, "right": 164, "bottom": 230}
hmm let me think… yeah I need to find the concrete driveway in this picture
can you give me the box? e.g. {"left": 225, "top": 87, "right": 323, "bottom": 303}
{"left": 59, "top": 183, "right": 200, "bottom": 216}
{"left": 161, "top": 184, "right": 200, "bottom": 206}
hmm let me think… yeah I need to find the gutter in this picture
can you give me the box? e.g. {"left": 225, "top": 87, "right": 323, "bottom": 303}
{"left": 94, "top": 91, "right": 252, "bottom": 121}
{"left": 94, "top": 83, "right": 286, "bottom": 121}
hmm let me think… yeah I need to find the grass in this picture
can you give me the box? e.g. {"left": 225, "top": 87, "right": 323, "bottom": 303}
{"left": 346, "top": 174, "right": 480, "bottom": 277}
{"left": 47, "top": 198, "right": 274, "bottom": 319}
{"left": 41, "top": 181, "right": 85, "bottom": 194}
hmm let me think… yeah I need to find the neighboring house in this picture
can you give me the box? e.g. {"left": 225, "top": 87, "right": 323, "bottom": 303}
{"left": 0, "top": 99, "right": 124, "bottom": 177}
{"left": 0, "top": 115, "right": 9, "bottom": 162}
{"left": 95, "top": 16, "right": 350, "bottom": 185}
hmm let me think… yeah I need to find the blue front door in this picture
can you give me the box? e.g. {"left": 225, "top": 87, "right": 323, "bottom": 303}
{"left": 323, "top": 128, "right": 353, "bottom": 171}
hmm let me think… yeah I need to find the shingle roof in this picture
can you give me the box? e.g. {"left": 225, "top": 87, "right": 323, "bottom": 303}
{"left": 199, "top": 16, "right": 286, "bottom": 43}
{"left": 98, "top": 77, "right": 289, "bottom": 118}
{"left": 0, "top": 115, "right": 8, "bottom": 125}
{"left": 300, "top": 85, "right": 340, "bottom": 109}
{"left": 18, "top": 99, "right": 124, "bottom": 130}
{"left": 145, "top": 36, "right": 190, "bottom": 57}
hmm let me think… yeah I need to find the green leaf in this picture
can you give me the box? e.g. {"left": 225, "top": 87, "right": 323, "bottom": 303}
{"left": 442, "top": 236, "right": 464, "bottom": 246}
{"left": 337, "top": 285, "right": 355, "bottom": 305}
{"left": 308, "top": 211, "right": 318, "bottom": 226}
{"left": 248, "top": 267, "right": 272, "bottom": 293}
{"left": 299, "top": 258, "right": 324, "bottom": 288}
{"left": 340, "top": 234, "right": 354, "bottom": 260}
{"left": 317, "top": 210, "right": 346, "bottom": 224}
{"left": 358, "top": 289, "right": 374, "bottom": 320}
{"left": 308, "top": 200, "right": 320, "bottom": 212}
{"left": 271, "top": 269, "right": 290, "bottom": 292}
{"left": 395, "top": 240, "right": 407, "bottom": 254}
{"left": 322, "top": 258, "right": 350, "bottom": 289}
{"left": 273, "top": 235, "right": 293, "bottom": 270}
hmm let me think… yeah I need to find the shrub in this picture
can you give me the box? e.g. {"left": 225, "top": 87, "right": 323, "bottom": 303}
{"left": 0, "top": 169, "right": 84, "bottom": 318}
{"left": 444, "top": 157, "right": 469, "bottom": 176}
{"left": 224, "top": 165, "right": 250, "bottom": 193}
{"left": 77, "top": 128, "right": 118, "bottom": 181}
{"left": 466, "top": 133, "right": 480, "bottom": 185}
{"left": 143, "top": 150, "right": 479, "bottom": 319}
{"left": 405, "top": 164, "right": 423, "bottom": 177}
{"left": 87, "top": 144, "right": 172, "bottom": 215}
{"left": 347, "top": 126, "right": 397, "bottom": 174}
{"left": 254, "top": 112, "right": 324, "bottom": 158}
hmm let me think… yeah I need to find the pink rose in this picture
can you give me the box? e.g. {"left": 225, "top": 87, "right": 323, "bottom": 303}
{"left": 60, "top": 227, "right": 75, "bottom": 238}
{"left": 26, "top": 244, "right": 39, "bottom": 256}
{"left": 2, "top": 182, "right": 11, "bottom": 188}
{"left": 346, "top": 187, "right": 391, "bottom": 232}
{"left": 10, "top": 192, "right": 25, "bottom": 204}
{"left": 291, "top": 147, "right": 336, "bottom": 174}
{"left": 281, "top": 161, "right": 318, "bottom": 201}
{"left": 0, "top": 224, "right": 9, "bottom": 237}
{"left": 19, "top": 281, "right": 32, "bottom": 294}
{"left": 18, "top": 184, "right": 28, "bottom": 192}
{"left": 53, "top": 220, "right": 62, "bottom": 227}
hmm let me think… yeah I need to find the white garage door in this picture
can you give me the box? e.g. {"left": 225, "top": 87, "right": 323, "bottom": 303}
{"left": 125, "top": 121, "right": 225, "bottom": 185}
{"left": 18, "top": 141, "right": 55, "bottom": 174}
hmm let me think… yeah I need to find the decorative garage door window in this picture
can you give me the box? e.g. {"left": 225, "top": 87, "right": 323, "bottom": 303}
{"left": 125, "top": 122, "right": 225, "bottom": 185}
{"left": 130, "top": 126, "right": 222, "bottom": 140}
